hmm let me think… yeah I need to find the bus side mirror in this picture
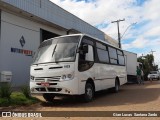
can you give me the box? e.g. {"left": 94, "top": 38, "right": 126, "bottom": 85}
{"left": 82, "top": 44, "right": 88, "bottom": 54}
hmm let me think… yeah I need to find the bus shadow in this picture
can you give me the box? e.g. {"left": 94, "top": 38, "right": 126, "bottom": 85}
{"left": 40, "top": 96, "right": 87, "bottom": 107}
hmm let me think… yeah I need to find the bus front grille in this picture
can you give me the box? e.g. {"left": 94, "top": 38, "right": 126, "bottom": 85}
{"left": 35, "top": 88, "right": 46, "bottom": 92}
{"left": 47, "top": 76, "right": 61, "bottom": 82}
{"left": 48, "top": 88, "right": 62, "bottom": 92}
{"left": 35, "top": 87, "right": 62, "bottom": 92}
{"left": 35, "top": 78, "right": 45, "bottom": 81}
{"left": 34, "top": 76, "right": 61, "bottom": 82}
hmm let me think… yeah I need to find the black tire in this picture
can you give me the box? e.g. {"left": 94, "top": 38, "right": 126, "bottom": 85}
{"left": 43, "top": 93, "right": 55, "bottom": 102}
{"left": 113, "top": 79, "right": 120, "bottom": 93}
{"left": 83, "top": 83, "right": 94, "bottom": 102}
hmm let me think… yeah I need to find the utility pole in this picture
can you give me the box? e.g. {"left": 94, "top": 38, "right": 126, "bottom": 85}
{"left": 111, "top": 19, "right": 125, "bottom": 48}
{"left": 150, "top": 49, "right": 156, "bottom": 66}
{"left": 150, "top": 49, "right": 156, "bottom": 55}
{"left": 142, "top": 54, "right": 144, "bottom": 59}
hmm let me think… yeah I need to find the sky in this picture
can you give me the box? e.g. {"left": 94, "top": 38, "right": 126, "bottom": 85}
{"left": 50, "top": 0, "right": 160, "bottom": 67}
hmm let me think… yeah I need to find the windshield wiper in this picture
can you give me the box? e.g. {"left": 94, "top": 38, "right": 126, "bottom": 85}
{"left": 52, "top": 44, "right": 59, "bottom": 64}
{"left": 52, "top": 44, "right": 57, "bottom": 57}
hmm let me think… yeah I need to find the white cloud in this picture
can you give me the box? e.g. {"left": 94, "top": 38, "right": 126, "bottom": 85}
{"left": 50, "top": 0, "right": 141, "bottom": 25}
{"left": 50, "top": 0, "right": 144, "bottom": 41}
{"left": 132, "top": 37, "right": 149, "bottom": 48}
{"left": 143, "top": 0, "right": 160, "bottom": 21}
{"left": 50, "top": 0, "right": 160, "bottom": 38}
{"left": 50, "top": 0, "right": 160, "bottom": 67}
{"left": 122, "top": 37, "right": 160, "bottom": 49}
{"left": 122, "top": 37, "right": 148, "bottom": 49}
{"left": 146, "top": 26, "right": 160, "bottom": 37}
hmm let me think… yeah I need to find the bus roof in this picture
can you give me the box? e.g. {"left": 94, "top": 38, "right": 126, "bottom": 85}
{"left": 43, "top": 34, "right": 122, "bottom": 50}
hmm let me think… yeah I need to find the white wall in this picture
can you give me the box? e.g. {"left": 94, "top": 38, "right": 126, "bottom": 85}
{"left": 0, "top": 11, "right": 65, "bottom": 87}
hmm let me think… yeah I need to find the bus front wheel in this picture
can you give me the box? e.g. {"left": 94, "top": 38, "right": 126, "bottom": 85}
{"left": 43, "top": 93, "right": 55, "bottom": 102}
{"left": 83, "top": 83, "right": 94, "bottom": 102}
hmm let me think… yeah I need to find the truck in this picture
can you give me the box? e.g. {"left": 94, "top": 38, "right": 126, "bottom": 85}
{"left": 123, "top": 50, "right": 138, "bottom": 83}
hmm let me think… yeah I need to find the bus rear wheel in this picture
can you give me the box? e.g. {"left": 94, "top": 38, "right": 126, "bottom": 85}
{"left": 114, "top": 79, "right": 120, "bottom": 93}
{"left": 83, "top": 83, "right": 94, "bottom": 102}
{"left": 43, "top": 93, "right": 55, "bottom": 102}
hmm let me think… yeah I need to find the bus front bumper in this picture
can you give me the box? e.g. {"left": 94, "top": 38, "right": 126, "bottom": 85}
{"left": 30, "top": 79, "right": 79, "bottom": 95}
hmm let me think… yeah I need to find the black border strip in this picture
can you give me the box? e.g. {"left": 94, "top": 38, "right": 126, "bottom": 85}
{"left": 95, "top": 78, "right": 115, "bottom": 81}
{"left": 81, "top": 76, "right": 125, "bottom": 82}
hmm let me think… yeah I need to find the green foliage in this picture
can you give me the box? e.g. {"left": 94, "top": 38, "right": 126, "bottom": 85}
{"left": 0, "top": 92, "right": 40, "bottom": 107}
{"left": 0, "top": 83, "right": 12, "bottom": 99}
{"left": 0, "top": 98, "right": 10, "bottom": 106}
{"left": 137, "top": 54, "right": 158, "bottom": 79}
{"left": 21, "top": 85, "right": 31, "bottom": 98}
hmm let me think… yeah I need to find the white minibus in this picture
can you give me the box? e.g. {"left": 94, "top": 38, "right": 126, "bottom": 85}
{"left": 30, "top": 34, "right": 127, "bottom": 102}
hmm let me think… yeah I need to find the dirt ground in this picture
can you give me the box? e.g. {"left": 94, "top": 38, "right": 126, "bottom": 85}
{"left": 1, "top": 80, "right": 160, "bottom": 120}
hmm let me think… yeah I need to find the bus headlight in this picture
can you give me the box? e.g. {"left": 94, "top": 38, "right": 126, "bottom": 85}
{"left": 61, "top": 73, "right": 74, "bottom": 80}
{"left": 62, "top": 75, "right": 67, "bottom": 79}
{"left": 67, "top": 74, "right": 73, "bottom": 79}
{"left": 30, "top": 76, "right": 34, "bottom": 80}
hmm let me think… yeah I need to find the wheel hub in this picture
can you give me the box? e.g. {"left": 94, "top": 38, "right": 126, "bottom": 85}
{"left": 87, "top": 88, "right": 93, "bottom": 99}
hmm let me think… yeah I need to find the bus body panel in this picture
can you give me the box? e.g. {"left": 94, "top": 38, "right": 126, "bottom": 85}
{"left": 30, "top": 62, "right": 79, "bottom": 95}
{"left": 76, "top": 63, "right": 127, "bottom": 95}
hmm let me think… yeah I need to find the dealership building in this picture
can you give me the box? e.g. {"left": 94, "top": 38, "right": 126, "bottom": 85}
{"left": 0, "top": 0, "right": 118, "bottom": 87}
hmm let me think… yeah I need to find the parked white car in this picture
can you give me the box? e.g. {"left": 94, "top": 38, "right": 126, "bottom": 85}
{"left": 148, "top": 71, "right": 160, "bottom": 80}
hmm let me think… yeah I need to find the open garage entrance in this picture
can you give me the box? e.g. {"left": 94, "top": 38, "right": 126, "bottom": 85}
{"left": 40, "top": 29, "right": 59, "bottom": 43}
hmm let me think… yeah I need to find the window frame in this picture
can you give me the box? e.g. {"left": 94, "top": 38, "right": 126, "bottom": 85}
{"left": 79, "top": 35, "right": 125, "bottom": 66}
{"left": 117, "top": 49, "right": 125, "bottom": 66}
{"left": 78, "top": 36, "right": 96, "bottom": 72}
{"left": 108, "top": 46, "right": 118, "bottom": 65}
{"left": 96, "top": 42, "right": 110, "bottom": 64}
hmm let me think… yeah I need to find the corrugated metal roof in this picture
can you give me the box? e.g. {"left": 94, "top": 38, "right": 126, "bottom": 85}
{"left": 1, "top": 0, "right": 105, "bottom": 40}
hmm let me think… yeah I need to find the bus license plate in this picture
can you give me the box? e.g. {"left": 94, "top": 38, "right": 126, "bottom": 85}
{"left": 41, "top": 82, "right": 49, "bottom": 87}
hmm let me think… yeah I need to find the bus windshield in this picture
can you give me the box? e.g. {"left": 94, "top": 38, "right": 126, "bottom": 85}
{"left": 33, "top": 36, "right": 80, "bottom": 64}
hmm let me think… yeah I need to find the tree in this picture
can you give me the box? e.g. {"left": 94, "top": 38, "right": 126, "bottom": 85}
{"left": 137, "top": 54, "right": 158, "bottom": 80}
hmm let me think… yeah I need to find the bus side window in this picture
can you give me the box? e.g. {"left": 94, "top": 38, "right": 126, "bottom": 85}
{"left": 78, "top": 43, "right": 94, "bottom": 72}
{"left": 79, "top": 44, "right": 94, "bottom": 61}
{"left": 85, "top": 45, "right": 94, "bottom": 61}
{"left": 79, "top": 44, "right": 87, "bottom": 61}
